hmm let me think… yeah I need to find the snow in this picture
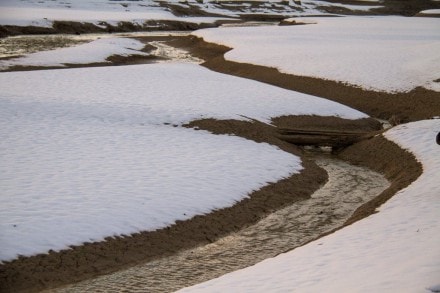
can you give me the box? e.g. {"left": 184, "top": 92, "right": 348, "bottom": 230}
{"left": 178, "top": 119, "right": 440, "bottom": 293}
{"left": 0, "top": 37, "right": 148, "bottom": 69}
{"left": 419, "top": 9, "right": 440, "bottom": 14}
{"left": 318, "top": 3, "right": 383, "bottom": 11}
{"left": 193, "top": 16, "right": 440, "bottom": 93}
{"left": 0, "top": 0, "right": 388, "bottom": 28}
{"left": 0, "top": 1, "right": 225, "bottom": 27}
{"left": 0, "top": 64, "right": 366, "bottom": 125}
{"left": 0, "top": 63, "right": 366, "bottom": 262}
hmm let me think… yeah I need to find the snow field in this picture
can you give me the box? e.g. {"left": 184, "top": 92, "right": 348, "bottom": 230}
{"left": 178, "top": 119, "right": 440, "bottom": 293}
{"left": 0, "top": 37, "right": 148, "bottom": 70}
{"left": 0, "top": 117, "right": 300, "bottom": 262}
{"left": 0, "top": 63, "right": 367, "bottom": 125}
{"left": 0, "top": 63, "right": 366, "bottom": 261}
{"left": 0, "top": 0, "right": 225, "bottom": 27}
{"left": 0, "top": 0, "right": 390, "bottom": 29}
{"left": 193, "top": 16, "right": 440, "bottom": 93}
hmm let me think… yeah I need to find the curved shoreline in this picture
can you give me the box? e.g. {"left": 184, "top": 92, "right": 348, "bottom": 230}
{"left": 168, "top": 36, "right": 440, "bottom": 123}
{"left": 1, "top": 119, "right": 329, "bottom": 293}
{"left": 0, "top": 36, "right": 428, "bottom": 292}
{"left": 53, "top": 154, "right": 390, "bottom": 292}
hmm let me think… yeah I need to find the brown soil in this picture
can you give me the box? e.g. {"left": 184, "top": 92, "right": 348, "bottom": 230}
{"left": 0, "top": 32, "right": 431, "bottom": 292}
{"left": 339, "top": 135, "right": 422, "bottom": 226}
{"left": 371, "top": 0, "right": 440, "bottom": 16}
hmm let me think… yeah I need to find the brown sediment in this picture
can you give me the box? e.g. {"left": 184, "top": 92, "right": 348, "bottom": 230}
{"left": 292, "top": 133, "right": 424, "bottom": 249}
{"left": 339, "top": 135, "right": 422, "bottom": 225}
{"left": 0, "top": 30, "right": 431, "bottom": 292}
{"left": 314, "top": 0, "right": 440, "bottom": 16}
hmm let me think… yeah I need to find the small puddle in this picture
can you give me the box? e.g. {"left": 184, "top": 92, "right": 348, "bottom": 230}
{"left": 51, "top": 153, "right": 389, "bottom": 293}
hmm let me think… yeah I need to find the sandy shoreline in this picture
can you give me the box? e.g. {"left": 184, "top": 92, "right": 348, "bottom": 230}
{"left": 0, "top": 35, "right": 433, "bottom": 292}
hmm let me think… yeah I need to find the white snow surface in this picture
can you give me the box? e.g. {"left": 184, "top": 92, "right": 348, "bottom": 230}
{"left": 0, "top": 0, "right": 224, "bottom": 27}
{"left": 0, "top": 37, "right": 148, "bottom": 69}
{"left": 194, "top": 16, "right": 440, "bottom": 93}
{"left": 419, "top": 9, "right": 440, "bottom": 14}
{"left": 179, "top": 119, "right": 440, "bottom": 293}
{"left": 0, "top": 63, "right": 366, "bottom": 261}
{"left": 0, "top": 0, "right": 390, "bottom": 28}
{"left": 319, "top": 3, "right": 383, "bottom": 11}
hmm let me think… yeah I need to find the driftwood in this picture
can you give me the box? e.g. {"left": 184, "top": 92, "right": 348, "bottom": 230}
{"left": 277, "top": 128, "right": 383, "bottom": 148}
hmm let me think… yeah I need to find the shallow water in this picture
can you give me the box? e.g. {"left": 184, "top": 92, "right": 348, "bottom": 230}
{"left": 51, "top": 154, "right": 389, "bottom": 293}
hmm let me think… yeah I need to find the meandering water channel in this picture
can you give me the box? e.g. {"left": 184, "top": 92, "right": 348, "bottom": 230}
{"left": 51, "top": 152, "right": 389, "bottom": 292}
{"left": 2, "top": 31, "right": 390, "bottom": 292}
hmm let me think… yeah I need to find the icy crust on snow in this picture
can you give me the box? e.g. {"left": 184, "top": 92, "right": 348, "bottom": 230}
{"left": 0, "top": 64, "right": 366, "bottom": 261}
{"left": 194, "top": 16, "right": 440, "bottom": 93}
{"left": 179, "top": 119, "right": 440, "bottom": 293}
{"left": 0, "top": 37, "right": 148, "bottom": 70}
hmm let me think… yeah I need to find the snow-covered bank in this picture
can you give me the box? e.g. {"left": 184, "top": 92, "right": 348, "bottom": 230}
{"left": 194, "top": 16, "right": 440, "bottom": 93}
{"left": 0, "top": 0, "right": 403, "bottom": 31}
{"left": 0, "top": 63, "right": 366, "bottom": 262}
{"left": 0, "top": 0, "right": 224, "bottom": 27}
{"left": 0, "top": 37, "right": 148, "bottom": 69}
{"left": 179, "top": 119, "right": 440, "bottom": 293}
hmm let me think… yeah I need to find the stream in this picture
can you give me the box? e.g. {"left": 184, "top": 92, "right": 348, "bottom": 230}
{"left": 2, "top": 31, "right": 390, "bottom": 293}
{"left": 51, "top": 152, "right": 389, "bottom": 293}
